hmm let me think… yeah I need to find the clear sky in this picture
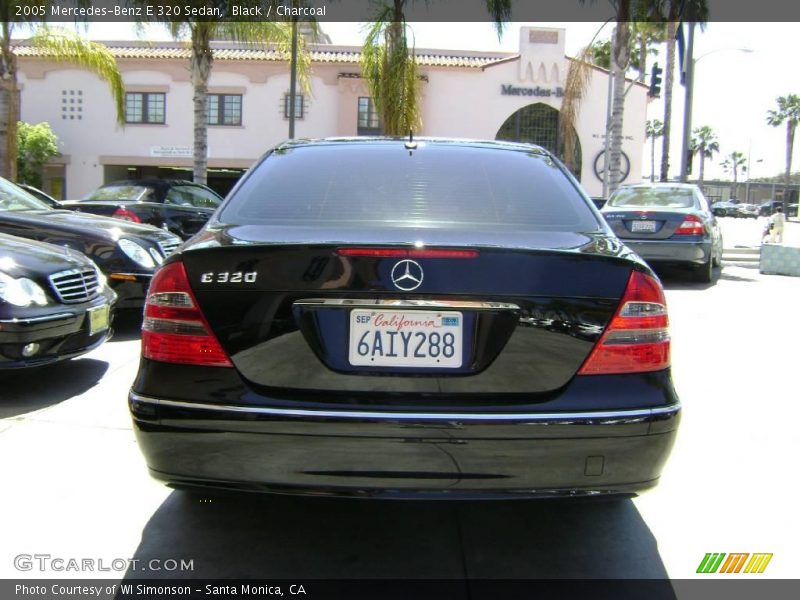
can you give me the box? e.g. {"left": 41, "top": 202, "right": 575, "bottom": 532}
{"left": 72, "top": 21, "right": 800, "bottom": 183}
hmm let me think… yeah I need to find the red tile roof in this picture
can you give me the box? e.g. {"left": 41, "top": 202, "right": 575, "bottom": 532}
{"left": 15, "top": 40, "right": 514, "bottom": 69}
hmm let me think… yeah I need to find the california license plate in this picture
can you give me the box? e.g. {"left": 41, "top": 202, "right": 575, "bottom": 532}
{"left": 87, "top": 304, "right": 110, "bottom": 335}
{"left": 349, "top": 310, "right": 463, "bottom": 368}
{"left": 631, "top": 220, "right": 657, "bottom": 233}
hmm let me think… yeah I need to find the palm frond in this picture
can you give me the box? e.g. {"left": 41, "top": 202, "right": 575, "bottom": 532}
{"left": 560, "top": 48, "right": 593, "bottom": 174}
{"left": 484, "top": 0, "right": 512, "bottom": 39}
{"left": 28, "top": 27, "right": 125, "bottom": 125}
{"left": 360, "top": 9, "right": 422, "bottom": 136}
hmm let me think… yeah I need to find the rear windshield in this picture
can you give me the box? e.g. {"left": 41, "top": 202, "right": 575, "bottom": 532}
{"left": 84, "top": 185, "right": 151, "bottom": 201}
{"left": 607, "top": 187, "right": 696, "bottom": 208}
{"left": 221, "top": 143, "right": 600, "bottom": 231}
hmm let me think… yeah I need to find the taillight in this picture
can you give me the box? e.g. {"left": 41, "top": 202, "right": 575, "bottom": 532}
{"left": 112, "top": 206, "right": 142, "bottom": 223}
{"left": 141, "top": 262, "right": 232, "bottom": 367}
{"left": 674, "top": 214, "right": 705, "bottom": 236}
{"left": 579, "top": 271, "right": 670, "bottom": 375}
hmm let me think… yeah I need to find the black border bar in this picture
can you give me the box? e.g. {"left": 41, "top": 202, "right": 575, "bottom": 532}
{"left": 5, "top": 0, "right": 800, "bottom": 23}
{"left": 4, "top": 579, "right": 800, "bottom": 600}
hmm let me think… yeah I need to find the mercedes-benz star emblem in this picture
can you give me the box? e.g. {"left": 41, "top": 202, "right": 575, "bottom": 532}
{"left": 391, "top": 259, "right": 424, "bottom": 291}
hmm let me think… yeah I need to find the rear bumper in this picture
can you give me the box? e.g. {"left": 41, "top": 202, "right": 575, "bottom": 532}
{"left": 623, "top": 239, "right": 712, "bottom": 266}
{"left": 130, "top": 392, "right": 681, "bottom": 499}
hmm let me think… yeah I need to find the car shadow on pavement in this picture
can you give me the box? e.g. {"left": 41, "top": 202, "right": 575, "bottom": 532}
{"left": 652, "top": 265, "right": 721, "bottom": 291}
{"left": 717, "top": 270, "right": 759, "bottom": 283}
{"left": 0, "top": 357, "right": 109, "bottom": 418}
{"left": 122, "top": 491, "right": 674, "bottom": 593}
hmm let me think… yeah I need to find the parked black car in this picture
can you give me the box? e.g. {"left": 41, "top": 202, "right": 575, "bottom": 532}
{"left": 602, "top": 183, "right": 723, "bottom": 283}
{"left": 63, "top": 179, "right": 224, "bottom": 240}
{"left": 0, "top": 177, "right": 182, "bottom": 309}
{"left": 130, "top": 138, "right": 680, "bottom": 499}
{"left": 711, "top": 200, "right": 738, "bottom": 217}
{"left": 0, "top": 233, "right": 116, "bottom": 368}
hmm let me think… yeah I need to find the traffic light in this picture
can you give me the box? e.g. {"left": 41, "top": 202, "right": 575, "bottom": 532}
{"left": 649, "top": 63, "right": 663, "bottom": 97}
{"left": 686, "top": 149, "right": 693, "bottom": 175}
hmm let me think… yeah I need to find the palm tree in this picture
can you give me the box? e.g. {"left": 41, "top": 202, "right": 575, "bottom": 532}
{"left": 562, "top": 18, "right": 662, "bottom": 181}
{"left": 659, "top": 1, "right": 709, "bottom": 182}
{"left": 587, "top": 21, "right": 664, "bottom": 78}
{"left": 360, "top": 0, "right": 510, "bottom": 137}
{"left": 632, "top": 21, "right": 667, "bottom": 82}
{"left": 581, "top": 1, "right": 675, "bottom": 193}
{"left": 722, "top": 151, "right": 747, "bottom": 200}
{"left": 606, "top": 7, "right": 634, "bottom": 194}
{"left": 360, "top": 6, "right": 421, "bottom": 136}
{"left": 690, "top": 125, "right": 719, "bottom": 189}
{"left": 766, "top": 94, "right": 800, "bottom": 214}
{"left": 157, "top": 18, "right": 307, "bottom": 185}
{"left": 0, "top": 23, "right": 124, "bottom": 180}
{"left": 646, "top": 119, "right": 664, "bottom": 182}
{"left": 572, "top": 2, "right": 656, "bottom": 194}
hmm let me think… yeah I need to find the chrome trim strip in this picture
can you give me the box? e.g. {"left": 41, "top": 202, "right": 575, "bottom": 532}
{"left": 129, "top": 392, "right": 680, "bottom": 422}
{"left": 0, "top": 313, "right": 75, "bottom": 325}
{"left": 294, "top": 298, "right": 521, "bottom": 311}
{"left": 623, "top": 239, "right": 709, "bottom": 246}
{"left": 110, "top": 272, "right": 153, "bottom": 278}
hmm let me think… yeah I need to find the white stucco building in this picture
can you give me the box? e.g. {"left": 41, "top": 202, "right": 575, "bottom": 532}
{"left": 16, "top": 26, "right": 649, "bottom": 199}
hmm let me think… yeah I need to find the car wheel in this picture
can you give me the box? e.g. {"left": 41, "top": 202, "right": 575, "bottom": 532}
{"left": 693, "top": 257, "right": 713, "bottom": 283}
{"left": 712, "top": 245, "right": 722, "bottom": 267}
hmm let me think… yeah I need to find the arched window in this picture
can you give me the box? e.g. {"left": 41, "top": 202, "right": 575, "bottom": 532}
{"left": 495, "top": 103, "right": 582, "bottom": 179}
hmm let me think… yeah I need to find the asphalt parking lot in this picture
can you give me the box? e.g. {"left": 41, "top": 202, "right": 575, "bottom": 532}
{"left": 1, "top": 219, "right": 799, "bottom": 591}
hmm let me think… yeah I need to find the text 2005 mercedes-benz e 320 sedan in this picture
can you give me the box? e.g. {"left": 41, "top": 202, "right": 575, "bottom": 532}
{"left": 129, "top": 138, "right": 680, "bottom": 499}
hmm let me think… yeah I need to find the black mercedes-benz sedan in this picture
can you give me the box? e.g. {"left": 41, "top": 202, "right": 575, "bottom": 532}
{"left": 63, "top": 178, "right": 223, "bottom": 240}
{"left": 0, "top": 177, "right": 182, "bottom": 309}
{"left": 0, "top": 233, "right": 116, "bottom": 368}
{"left": 130, "top": 138, "right": 681, "bottom": 499}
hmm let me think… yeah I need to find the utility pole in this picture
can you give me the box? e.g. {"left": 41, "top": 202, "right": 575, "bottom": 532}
{"left": 288, "top": 14, "right": 298, "bottom": 139}
{"left": 679, "top": 22, "right": 696, "bottom": 182}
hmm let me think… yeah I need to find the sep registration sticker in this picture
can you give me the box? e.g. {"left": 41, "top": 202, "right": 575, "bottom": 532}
{"left": 348, "top": 310, "right": 463, "bottom": 368}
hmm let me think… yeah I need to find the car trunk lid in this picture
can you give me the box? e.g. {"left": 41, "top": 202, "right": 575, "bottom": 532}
{"left": 173, "top": 226, "right": 637, "bottom": 402}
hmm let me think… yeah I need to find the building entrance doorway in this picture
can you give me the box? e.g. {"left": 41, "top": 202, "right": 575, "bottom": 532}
{"left": 495, "top": 103, "right": 582, "bottom": 179}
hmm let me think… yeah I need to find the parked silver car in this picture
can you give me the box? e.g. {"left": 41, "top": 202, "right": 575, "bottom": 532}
{"left": 601, "top": 183, "right": 723, "bottom": 283}
{"left": 735, "top": 203, "right": 759, "bottom": 219}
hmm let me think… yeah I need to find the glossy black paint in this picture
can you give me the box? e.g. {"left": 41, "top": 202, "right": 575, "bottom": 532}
{"left": 63, "top": 179, "right": 222, "bottom": 240}
{"left": 0, "top": 178, "right": 182, "bottom": 309}
{"left": 133, "top": 359, "right": 678, "bottom": 413}
{"left": 181, "top": 243, "right": 635, "bottom": 395}
{"left": 130, "top": 137, "right": 681, "bottom": 498}
{"left": 130, "top": 394, "right": 679, "bottom": 498}
{"left": 0, "top": 233, "right": 116, "bottom": 368}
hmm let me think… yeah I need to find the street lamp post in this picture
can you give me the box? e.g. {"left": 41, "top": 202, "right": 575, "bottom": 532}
{"left": 745, "top": 143, "right": 764, "bottom": 203}
{"left": 679, "top": 30, "right": 753, "bottom": 183}
{"left": 288, "top": 17, "right": 298, "bottom": 140}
